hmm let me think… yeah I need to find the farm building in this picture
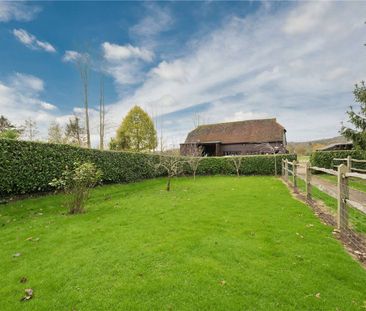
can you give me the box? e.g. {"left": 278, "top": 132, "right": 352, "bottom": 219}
{"left": 317, "top": 142, "right": 353, "bottom": 151}
{"left": 180, "top": 118, "right": 288, "bottom": 156}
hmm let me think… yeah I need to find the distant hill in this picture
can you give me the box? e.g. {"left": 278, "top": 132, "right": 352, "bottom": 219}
{"left": 287, "top": 136, "right": 349, "bottom": 155}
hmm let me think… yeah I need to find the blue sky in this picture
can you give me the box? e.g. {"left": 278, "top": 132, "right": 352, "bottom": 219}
{"left": 0, "top": 1, "right": 365, "bottom": 147}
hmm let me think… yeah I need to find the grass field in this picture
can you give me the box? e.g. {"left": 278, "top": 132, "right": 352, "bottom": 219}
{"left": 1, "top": 177, "right": 366, "bottom": 310}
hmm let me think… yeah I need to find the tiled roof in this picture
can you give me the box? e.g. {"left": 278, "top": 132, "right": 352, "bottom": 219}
{"left": 184, "top": 118, "right": 285, "bottom": 144}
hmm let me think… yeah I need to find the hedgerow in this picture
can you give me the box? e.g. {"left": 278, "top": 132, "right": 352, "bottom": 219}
{"left": 310, "top": 150, "right": 366, "bottom": 169}
{"left": 0, "top": 139, "right": 296, "bottom": 196}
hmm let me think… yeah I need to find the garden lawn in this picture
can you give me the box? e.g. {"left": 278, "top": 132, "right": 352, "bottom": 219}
{"left": 1, "top": 176, "right": 366, "bottom": 310}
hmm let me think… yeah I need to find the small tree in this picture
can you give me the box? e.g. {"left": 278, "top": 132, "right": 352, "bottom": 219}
{"left": 185, "top": 145, "right": 204, "bottom": 180}
{"left": 153, "top": 152, "right": 183, "bottom": 191}
{"left": 50, "top": 162, "right": 102, "bottom": 214}
{"left": 341, "top": 81, "right": 366, "bottom": 150}
{"left": 113, "top": 105, "right": 157, "bottom": 152}
{"left": 22, "top": 118, "right": 38, "bottom": 141}
{"left": 230, "top": 156, "right": 243, "bottom": 177}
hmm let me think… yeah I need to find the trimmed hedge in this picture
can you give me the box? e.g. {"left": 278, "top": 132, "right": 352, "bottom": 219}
{"left": 0, "top": 139, "right": 296, "bottom": 196}
{"left": 310, "top": 150, "right": 366, "bottom": 169}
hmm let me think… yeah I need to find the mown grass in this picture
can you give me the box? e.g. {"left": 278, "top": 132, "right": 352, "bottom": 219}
{"left": 1, "top": 176, "right": 366, "bottom": 310}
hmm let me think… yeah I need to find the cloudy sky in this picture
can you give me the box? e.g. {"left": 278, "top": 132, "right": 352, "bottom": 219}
{"left": 0, "top": 1, "right": 365, "bottom": 147}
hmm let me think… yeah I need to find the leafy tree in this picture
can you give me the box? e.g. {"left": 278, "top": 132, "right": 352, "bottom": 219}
{"left": 0, "top": 129, "right": 20, "bottom": 140}
{"left": 113, "top": 105, "right": 157, "bottom": 152}
{"left": 64, "top": 116, "right": 86, "bottom": 147}
{"left": 341, "top": 81, "right": 366, "bottom": 150}
{"left": 0, "top": 115, "right": 21, "bottom": 140}
{"left": 48, "top": 121, "right": 63, "bottom": 144}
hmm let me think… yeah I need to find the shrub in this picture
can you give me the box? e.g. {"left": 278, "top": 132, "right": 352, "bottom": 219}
{"left": 0, "top": 139, "right": 296, "bottom": 196}
{"left": 50, "top": 162, "right": 102, "bottom": 214}
{"left": 310, "top": 150, "right": 366, "bottom": 169}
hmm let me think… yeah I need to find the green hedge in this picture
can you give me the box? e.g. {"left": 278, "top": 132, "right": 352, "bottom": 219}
{"left": 310, "top": 150, "right": 366, "bottom": 169}
{"left": 0, "top": 139, "right": 296, "bottom": 196}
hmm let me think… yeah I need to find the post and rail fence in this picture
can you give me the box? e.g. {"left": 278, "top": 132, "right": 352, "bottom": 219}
{"left": 333, "top": 155, "right": 366, "bottom": 174}
{"left": 281, "top": 158, "right": 366, "bottom": 257}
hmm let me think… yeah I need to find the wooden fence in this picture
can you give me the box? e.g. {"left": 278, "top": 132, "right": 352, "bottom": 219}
{"left": 333, "top": 156, "right": 366, "bottom": 174}
{"left": 282, "top": 158, "right": 366, "bottom": 255}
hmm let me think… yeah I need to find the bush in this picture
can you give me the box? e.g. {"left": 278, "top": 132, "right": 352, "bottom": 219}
{"left": 310, "top": 150, "right": 366, "bottom": 169}
{"left": 50, "top": 162, "right": 102, "bottom": 214}
{"left": 0, "top": 139, "right": 296, "bottom": 196}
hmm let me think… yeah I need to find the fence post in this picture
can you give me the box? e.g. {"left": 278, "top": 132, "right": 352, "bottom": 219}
{"left": 337, "top": 164, "right": 349, "bottom": 232}
{"left": 305, "top": 162, "right": 312, "bottom": 201}
{"left": 285, "top": 160, "right": 289, "bottom": 182}
{"left": 292, "top": 160, "right": 297, "bottom": 191}
{"left": 282, "top": 159, "right": 284, "bottom": 177}
{"left": 346, "top": 155, "right": 352, "bottom": 172}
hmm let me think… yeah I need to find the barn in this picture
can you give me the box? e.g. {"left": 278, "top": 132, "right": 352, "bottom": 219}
{"left": 180, "top": 118, "right": 288, "bottom": 156}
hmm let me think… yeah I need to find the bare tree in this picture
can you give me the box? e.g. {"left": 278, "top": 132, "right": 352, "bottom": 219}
{"left": 65, "top": 116, "right": 86, "bottom": 147}
{"left": 48, "top": 121, "right": 63, "bottom": 144}
{"left": 22, "top": 118, "right": 38, "bottom": 141}
{"left": 230, "top": 156, "right": 243, "bottom": 177}
{"left": 153, "top": 151, "right": 183, "bottom": 191}
{"left": 77, "top": 54, "right": 91, "bottom": 148}
{"left": 185, "top": 145, "right": 204, "bottom": 180}
{"left": 99, "top": 76, "right": 105, "bottom": 150}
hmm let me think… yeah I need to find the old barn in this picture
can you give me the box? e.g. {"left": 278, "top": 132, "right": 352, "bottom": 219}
{"left": 180, "top": 118, "right": 288, "bottom": 156}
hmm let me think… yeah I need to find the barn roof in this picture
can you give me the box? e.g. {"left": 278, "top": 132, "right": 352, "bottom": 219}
{"left": 184, "top": 118, "right": 285, "bottom": 144}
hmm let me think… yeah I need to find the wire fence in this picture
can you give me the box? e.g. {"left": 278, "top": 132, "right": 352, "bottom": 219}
{"left": 282, "top": 159, "right": 366, "bottom": 261}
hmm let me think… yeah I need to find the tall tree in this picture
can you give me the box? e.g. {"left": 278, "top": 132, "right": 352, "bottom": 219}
{"left": 99, "top": 76, "right": 106, "bottom": 150}
{"left": 65, "top": 116, "right": 86, "bottom": 147}
{"left": 48, "top": 121, "right": 63, "bottom": 144}
{"left": 341, "top": 81, "right": 366, "bottom": 150}
{"left": 113, "top": 105, "right": 157, "bottom": 152}
{"left": 77, "top": 54, "right": 91, "bottom": 148}
{"left": 22, "top": 118, "right": 38, "bottom": 141}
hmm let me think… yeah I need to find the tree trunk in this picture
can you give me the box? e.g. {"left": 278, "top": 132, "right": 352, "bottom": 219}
{"left": 84, "top": 82, "right": 91, "bottom": 148}
{"left": 166, "top": 176, "right": 171, "bottom": 191}
{"left": 99, "top": 76, "right": 105, "bottom": 150}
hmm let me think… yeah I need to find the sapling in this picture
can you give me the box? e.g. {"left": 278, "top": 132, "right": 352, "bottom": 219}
{"left": 50, "top": 162, "right": 102, "bottom": 214}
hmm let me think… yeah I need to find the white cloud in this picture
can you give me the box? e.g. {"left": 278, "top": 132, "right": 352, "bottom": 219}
{"left": 0, "top": 2, "right": 40, "bottom": 22}
{"left": 40, "top": 102, "right": 57, "bottom": 110}
{"left": 0, "top": 73, "right": 59, "bottom": 139}
{"left": 102, "top": 42, "right": 154, "bottom": 62}
{"left": 13, "top": 29, "right": 56, "bottom": 53}
{"left": 283, "top": 2, "right": 331, "bottom": 35}
{"left": 151, "top": 60, "right": 187, "bottom": 82}
{"left": 62, "top": 50, "right": 84, "bottom": 63}
{"left": 103, "top": 1, "right": 366, "bottom": 145}
{"left": 129, "top": 4, "right": 173, "bottom": 39}
{"left": 11, "top": 73, "right": 44, "bottom": 92}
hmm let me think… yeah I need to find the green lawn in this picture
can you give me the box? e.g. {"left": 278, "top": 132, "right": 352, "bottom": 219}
{"left": 317, "top": 173, "right": 366, "bottom": 193}
{"left": 1, "top": 177, "right": 366, "bottom": 310}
